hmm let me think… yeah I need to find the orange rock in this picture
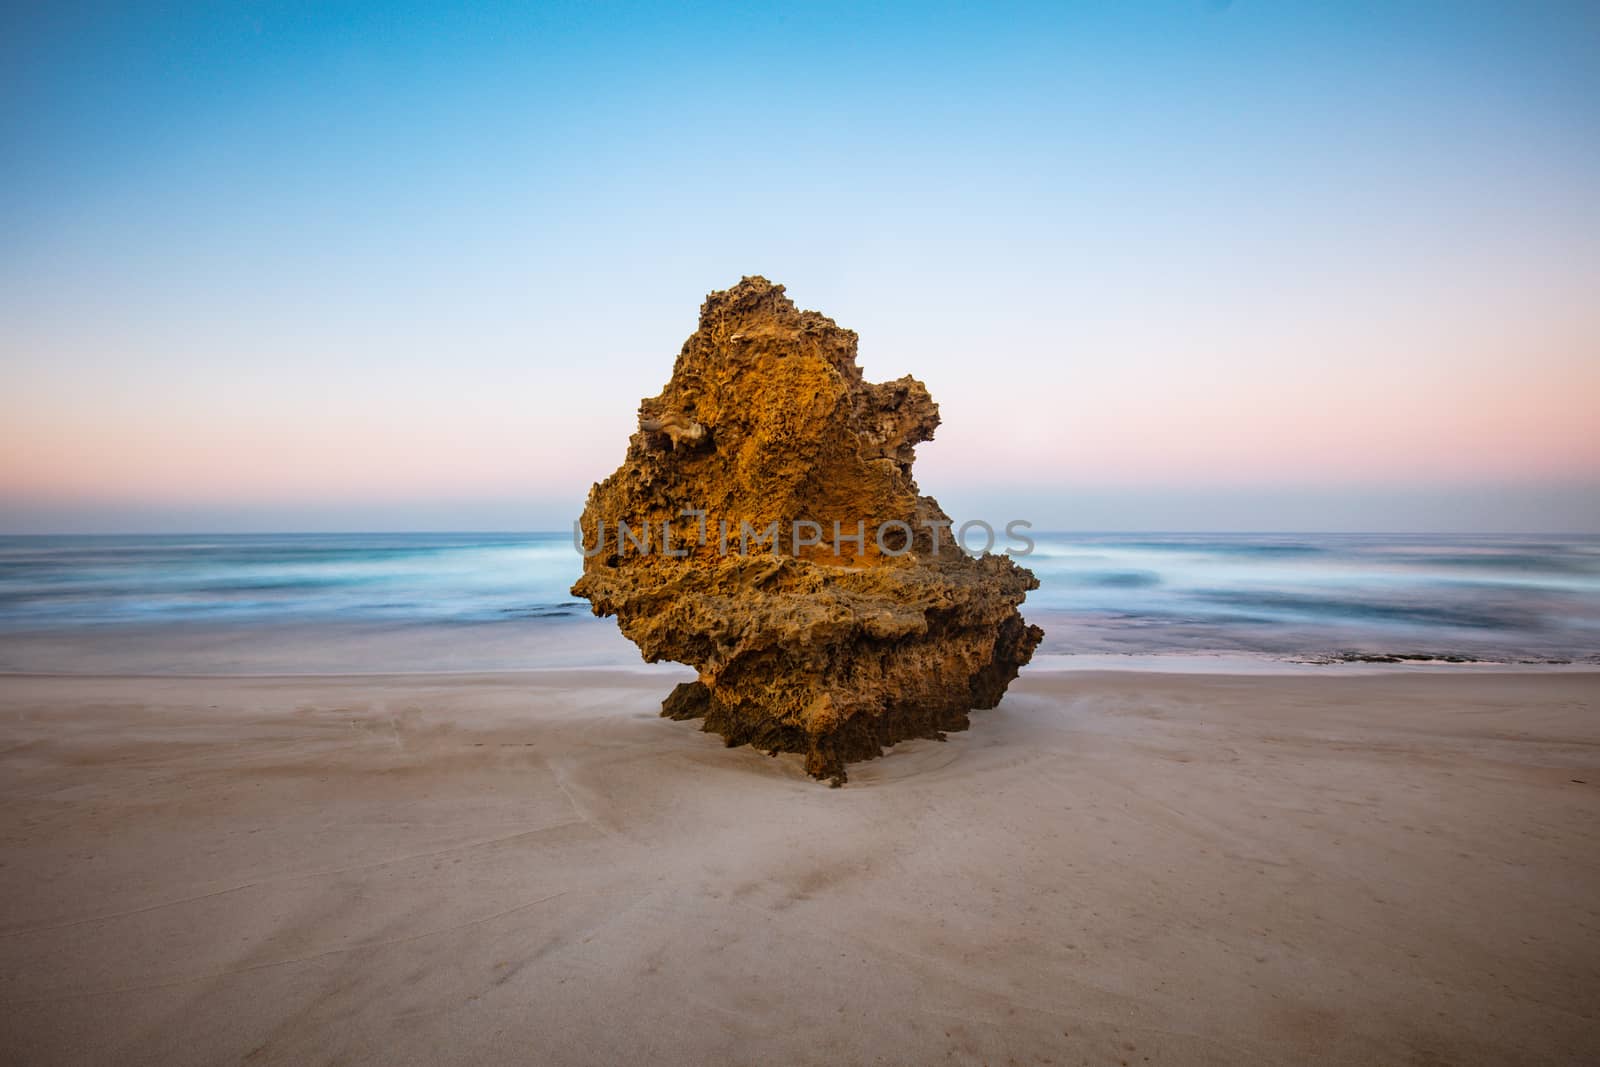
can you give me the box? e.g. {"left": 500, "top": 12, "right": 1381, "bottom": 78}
{"left": 573, "top": 277, "right": 1042, "bottom": 784}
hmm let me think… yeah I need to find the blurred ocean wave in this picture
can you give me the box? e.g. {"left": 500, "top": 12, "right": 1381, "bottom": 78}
{"left": 0, "top": 531, "right": 1595, "bottom": 671}
{"left": 1022, "top": 532, "right": 1600, "bottom": 662}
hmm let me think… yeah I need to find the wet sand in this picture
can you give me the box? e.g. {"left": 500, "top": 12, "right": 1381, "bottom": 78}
{"left": 1, "top": 669, "right": 1596, "bottom": 1065}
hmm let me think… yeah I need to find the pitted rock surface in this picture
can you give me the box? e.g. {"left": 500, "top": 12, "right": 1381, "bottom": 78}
{"left": 572, "top": 277, "right": 1042, "bottom": 783}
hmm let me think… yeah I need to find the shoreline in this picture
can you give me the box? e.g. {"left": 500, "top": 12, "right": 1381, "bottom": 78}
{"left": 1, "top": 656, "right": 1594, "bottom": 680}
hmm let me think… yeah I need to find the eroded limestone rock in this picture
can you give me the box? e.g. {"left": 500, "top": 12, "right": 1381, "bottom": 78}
{"left": 572, "top": 277, "right": 1042, "bottom": 784}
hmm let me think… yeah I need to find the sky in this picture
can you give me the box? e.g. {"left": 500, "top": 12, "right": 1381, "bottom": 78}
{"left": 2, "top": 0, "right": 1596, "bottom": 533}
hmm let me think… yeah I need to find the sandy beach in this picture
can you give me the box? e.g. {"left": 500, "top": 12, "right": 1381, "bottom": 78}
{"left": 0, "top": 668, "right": 1594, "bottom": 1065}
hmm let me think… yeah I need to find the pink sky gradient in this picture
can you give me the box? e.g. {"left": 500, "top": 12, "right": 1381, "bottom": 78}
{"left": 3, "top": 2, "right": 1596, "bottom": 531}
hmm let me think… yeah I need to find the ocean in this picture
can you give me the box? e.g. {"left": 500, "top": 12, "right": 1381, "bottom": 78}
{"left": 0, "top": 532, "right": 1595, "bottom": 674}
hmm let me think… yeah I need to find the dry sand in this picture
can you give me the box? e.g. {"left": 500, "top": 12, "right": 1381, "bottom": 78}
{"left": 0, "top": 669, "right": 1595, "bottom": 1065}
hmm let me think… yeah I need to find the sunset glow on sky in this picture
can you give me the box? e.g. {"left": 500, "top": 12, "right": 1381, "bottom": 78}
{"left": 3, "top": 1, "right": 1596, "bottom": 531}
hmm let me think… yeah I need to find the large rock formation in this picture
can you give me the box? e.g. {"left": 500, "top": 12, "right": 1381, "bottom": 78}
{"left": 572, "top": 277, "right": 1042, "bottom": 784}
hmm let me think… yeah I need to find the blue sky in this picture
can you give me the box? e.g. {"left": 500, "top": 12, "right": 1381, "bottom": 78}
{"left": 2, "top": 1, "right": 1596, "bottom": 532}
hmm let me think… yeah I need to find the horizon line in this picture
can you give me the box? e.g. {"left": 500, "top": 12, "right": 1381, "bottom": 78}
{"left": 3, "top": 529, "right": 1597, "bottom": 539}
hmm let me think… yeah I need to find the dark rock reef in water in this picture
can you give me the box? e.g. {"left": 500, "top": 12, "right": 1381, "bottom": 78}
{"left": 571, "top": 277, "right": 1042, "bottom": 784}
